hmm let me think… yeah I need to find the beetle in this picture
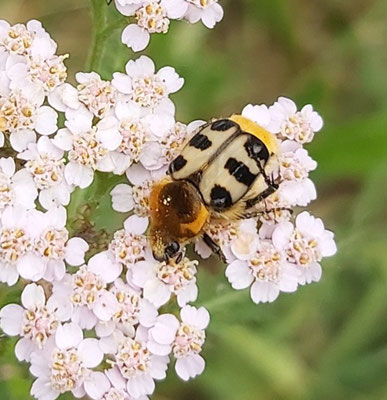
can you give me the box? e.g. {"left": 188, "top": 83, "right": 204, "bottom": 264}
{"left": 148, "top": 114, "right": 279, "bottom": 262}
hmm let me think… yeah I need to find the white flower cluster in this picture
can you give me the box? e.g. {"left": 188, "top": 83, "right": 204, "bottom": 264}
{"left": 0, "top": 19, "right": 210, "bottom": 400}
{"left": 0, "top": 14, "right": 336, "bottom": 400}
{"left": 112, "top": 97, "right": 336, "bottom": 305}
{"left": 115, "top": 0, "right": 224, "bottom": 51}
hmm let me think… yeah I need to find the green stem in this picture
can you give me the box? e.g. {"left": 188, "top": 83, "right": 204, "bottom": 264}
{"left": 87, "top": 0, "right": 108, "bottom": 72}
{"left": 86, "top": 0, "right": 127, "bottom": 72}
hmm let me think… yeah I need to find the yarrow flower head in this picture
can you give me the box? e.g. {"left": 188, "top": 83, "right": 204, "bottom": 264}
{"left": 117, "top": 0, "right": 224, "bottom": 51}
{"left": 0, "top": 12, "right": 337, "bottom": 400}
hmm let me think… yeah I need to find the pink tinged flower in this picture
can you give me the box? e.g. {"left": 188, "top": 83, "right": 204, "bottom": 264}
{"left": 226, "top": 235, "right": 301, "bottom": 304}
{"left": 173, "top": 305, "right": 209, "bottom": 381}
{"left": 18, "top": 137, "right": 73, "bottom": 209}
{"left": 30, "top": 322, "right": 104, "bottom": 400}
{"left": 0, "top": 283, "right": 71, "bottom": 362}
{"left": 0, "top": 206, "right": 34, "bottom": 285}
{"left": 109, "top": 215, "right": 148, "bottom": 268}
{"left": 0, "top": 157, "right": 37, "bottom": 211}
{"left": 76, "top": 72, "right": 117, "bottom": 118}
{"left": 269, "top": 97, "right": 323, "bottom": 144}
{"left": 123, "top": 164, "right": 154, "bottom": 217}
{"left": 108, "top": 334, "right": 169, "bottom": 398}
{"left": 184, "top": 0, "right": 224, "bottom": 28}
{"left": 100, "top": 278, "right": 157, "bottom": 338}
{"left": 113, "top": 56, "right": 183, "bottom": 116}
{"left": 148, "top": 314, "right": 180, "bottom": 356}
{"left": 272, "top": 211, "right": 337, "bottom": 285}
{"left": 121, "top": 0, "right": 176, "bottom": 52}
{"left": 58, "top": 252, "right": 121, "bottom": 329}
{"left": 132, "top": 256, "right": 198, "bottom": 308}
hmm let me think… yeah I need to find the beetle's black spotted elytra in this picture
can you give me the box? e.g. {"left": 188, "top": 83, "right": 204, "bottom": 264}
{"left": 189, "top": 133, "right": 212, "bottom": 150}
{"left": 211, "top": 119, "right": 237, "bottom": 131}
{"left": 169, "top": 155, "right": 187, "bottom": 174}
{"left": 225, "top": 157, "right": 256, "bottom": 187}
{"left": 210, "top": 184, "right": 233, "bottom": 209}
{"left": 244, "top": 136, "right": 270, "bottom": 163}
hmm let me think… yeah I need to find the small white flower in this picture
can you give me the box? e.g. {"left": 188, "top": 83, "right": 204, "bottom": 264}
{"left": 53, "top": 252, "right": 122, "bottom": 329}
{"left": 0, "top": 283, "right": 71, "bottom": 362}
{"left": 0, "top": 87, "right": 58, "bottom": 151}
{"left": 30, "top": 322, "right": 104, "bottom": 400}
{"left": 76, "top": 72, "right": 117, "bottom": 118}
{"left": 241, "top": 103, "right": 271, "bottom": 128}
{"left": 184, "top": 0, "right": 224, "bottom": 28}
{"left": 96, "top": 278, "right": 158, "bottom": 338}
{"left": 105, "top": 329, "right": 169, "bottom": 399}
{"left": 132, "top": 255, "right": 198, "bottom": 308}
{"left": 53, "top": 107, "right": 119, "bottom": 188}
{"left": 272, "top": 211, "right": 337, "bottom": 285}
{"left": 269, "top": 97, "right": 323, "bottom": 144}
{"left": 0, "top": 157, "right": 37, "bottom": 212}
{"left": 226, "top": 237, "right": 299, "bottom": 304}
{"left": 112, "top": 56, "right": 183, "bottom": 117}
{"left": 147, "top": 305, "right": 209, "bottom": 381}
{"left": 108, "top": 215, "right": 148, "bottom": 268}
{"left": 18, "top": 136, "right": 73, "bottom": 209}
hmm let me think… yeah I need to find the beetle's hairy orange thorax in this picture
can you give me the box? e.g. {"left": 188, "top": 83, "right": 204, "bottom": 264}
{"left": 149, "top": 179, "right": 209, "bottom": 243}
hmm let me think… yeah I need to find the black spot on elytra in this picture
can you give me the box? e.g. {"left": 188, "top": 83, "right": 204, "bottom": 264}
{"left": 210, "top": 185, "right": 233, "bottom": 209}
{"left": 244, "top": 136, "right": 270, "bottom": 163}
{"left": 189, "top": 133, "right": 212, "bottom": 150}
{"left": 211, "top": 119, "right": 236, "bottom": 131}
{"left": 225, "top": 157, "right": 256, "bottom": 187}
{"left": 169, "top": 155, "right": 187, "bottom": 174}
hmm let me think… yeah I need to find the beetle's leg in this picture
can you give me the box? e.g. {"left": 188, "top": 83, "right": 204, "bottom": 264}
{"left": 203, "top": 233, "right": 227, "bottom": 263}
{"left": 245, "top": 181, "right": 278, "bottom": 209}
{"left": 106, "top": 0, "right": 113, "bottom": 5}
{"left": 243, "top": 207, "right": 293, "bottom": 219}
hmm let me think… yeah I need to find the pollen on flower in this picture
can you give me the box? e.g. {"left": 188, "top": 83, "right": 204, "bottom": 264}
{"left": 135, "top": 1, "right": 170, "bottom": 34}
{"left": 118, "top": 118, "right": 148, "bottom": 160}
{"left": 161, "top": 122, "right": 187, "bottom": 163}
{"left": 103, "top": 388, "right": 127, "bottom": 400}
{"left": 0, "top": 228, "right": 31, "bottom": 264}
{"left": 71, "top": 266, "right": 106, "bottom": 308}
{"left": 77, "top": 76, "right": 116, "bottom": 118}
{"left": 248, "top": 241, "right": 282, "bottom": 283}
{"left": 0, "top": 172, "right": 13, "bottom": 209}
{"left": 114, "top": 338, "right": 151, "bottom": 379}
{"left": 25, "top": 156, "right": 65, "bottom": 189}
{"left": 257, "top": 193, "right": 292, "bottom": 225}
{"left": 286, "top": 229, "right": 321, "bottom": 266}
{"left": 111, "top": 286, "right": 141, "bottom": 326}
{"left": 132, "top": 181, "right": 152, "bottom": 216}
{"left": 68, "top": 129, "right": 109, "bottom": 169}
{"left": 280, "top": 113, "right": 316, "bottom": 144}
{"left": 22, "top": 306, "right": 58, "bottom": 348}
{"left": 0, "top": 23, "right": 35, "bottom": 55}
{"left": 35, "top": 228, "right": 68, "bottom": 259}
{"left": 156, "top": 257, "right": 198, "bottom": 293}
{"left": 109, "top": 229, "right": 147, "bottom": 266}
{"left": 0, "top": 91, "right": 36, "bottom": 133}
{"left": 173, "top": 322, "right": 205, "bottom": 358}
{"left": 131, "top": 74, "right": 167, "bottom": 108}
{"left": 187, "top": 0, "right": 217, "bottom": 9}
{"left": 29, "top": 55, "right": 68, "bottom": 92}
{"left": 205, "top": 220, "right": 239, "bottom": 249}
{"left": 50, "top": 348, "right": 85, "bottom": 393}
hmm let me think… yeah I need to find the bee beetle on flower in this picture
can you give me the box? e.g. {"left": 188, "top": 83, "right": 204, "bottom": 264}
{"left": 148, "top": 114, "right": 280, "bottom": 263}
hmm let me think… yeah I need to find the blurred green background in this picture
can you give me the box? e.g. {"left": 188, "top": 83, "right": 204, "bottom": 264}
{"left": 1, "top": 0, "right": 387, "bottom": 399}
